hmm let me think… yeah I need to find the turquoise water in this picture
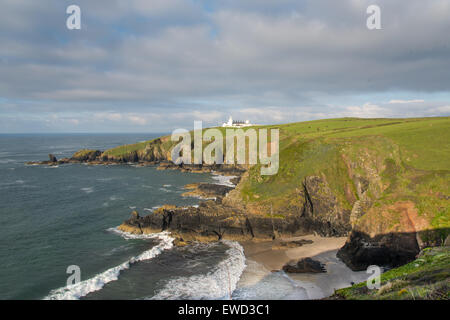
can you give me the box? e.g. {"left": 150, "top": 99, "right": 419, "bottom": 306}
{"left": 0, "top": 134, "right": 221, "bottom": 299}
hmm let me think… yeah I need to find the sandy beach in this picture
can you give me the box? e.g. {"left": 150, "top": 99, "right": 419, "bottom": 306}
{"left": 236, "top": 235, "right": 369, "bottom": 299}
{"left": 241, "top": 234, "right": 347, "bottom": 270}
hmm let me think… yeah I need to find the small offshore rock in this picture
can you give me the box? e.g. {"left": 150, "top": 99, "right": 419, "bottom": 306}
{"left": 48, "top": 154, "right": 57, "bottom": 162}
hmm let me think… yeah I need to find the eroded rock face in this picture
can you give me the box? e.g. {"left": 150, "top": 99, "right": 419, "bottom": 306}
{"left": 337, "top": 200, "right": 449, "bottom": 271}
{"left": 300, "top": 175, "right": 351, "bottom": 237}
{"left": 117, "top": 200, "right": 313, "bottom": 243}
{"left": 71, "top": 149, "right": 102, "bottom": 162}
{"left": 116, "top": 173, "right": 356, "bottom": 245}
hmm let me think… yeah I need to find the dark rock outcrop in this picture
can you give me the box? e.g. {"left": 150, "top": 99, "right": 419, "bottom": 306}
{"left": 300, "top": 175, "right": 351, "bottom": 237}
{"left": 71, "top": 149, "right": 102, "bottom": 162}
{"left": 48, "top": 154, "right": 57, "bottom": 162}
{"left": 282, "top": 258, "right": 326, "bottom": 273}
{"left": 337, "top": 231, "right": 421, "bottom": 271}
{"left": 182, "top": 183, "right": 234, "bottom": 199}
{"left": 118, "top": 200, "right": 313, "bottom": 243}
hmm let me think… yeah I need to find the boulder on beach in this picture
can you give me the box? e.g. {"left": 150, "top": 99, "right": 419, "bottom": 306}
{"left": 282, "top": 257, "right": 326, "bottom": 273}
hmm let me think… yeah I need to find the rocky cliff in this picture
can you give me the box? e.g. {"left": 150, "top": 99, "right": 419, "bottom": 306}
{"left": 31, "top": 117, "right": 450, "bottom": 270}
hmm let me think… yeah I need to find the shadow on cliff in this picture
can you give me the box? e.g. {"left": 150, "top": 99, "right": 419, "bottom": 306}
{"left": 337, "top": 228, "right": 450, "bottom": 271}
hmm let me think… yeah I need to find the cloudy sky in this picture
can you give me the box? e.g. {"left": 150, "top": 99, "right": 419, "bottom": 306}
{"left": 1, "top": 0, "right": 449, "bottom": 133}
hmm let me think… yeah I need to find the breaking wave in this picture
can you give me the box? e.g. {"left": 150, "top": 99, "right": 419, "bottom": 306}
{"left": 149, "top": 240, "right": 246, "bottom": 300}
{"left": 211, "top": 173, "right": 236, "bottom": 187}
{"left": 44, "top": 231, "right": 174, "bottom": 300}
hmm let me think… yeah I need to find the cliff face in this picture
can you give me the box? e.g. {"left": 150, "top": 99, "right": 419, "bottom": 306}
{"left": 34, "top": 117, "right": 450, "bottom": 270}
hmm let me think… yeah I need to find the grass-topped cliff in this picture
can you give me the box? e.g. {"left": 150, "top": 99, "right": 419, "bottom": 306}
{"left": 332, "top": 246, "right": 449, "bottom": 300}
{"left": 70, "top": 117, "right": 450, "bottom": 270}
{"left": 100, "top": 116, "right": 449, "bottom": 230}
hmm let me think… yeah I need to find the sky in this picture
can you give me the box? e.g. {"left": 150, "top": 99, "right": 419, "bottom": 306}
{"left": 0, "top": 0, "right": 449, "bottom": 133}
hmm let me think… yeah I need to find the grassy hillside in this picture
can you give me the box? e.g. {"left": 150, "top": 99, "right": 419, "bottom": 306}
{"left": 99, "top": 117, "right": 450, "bottom": 239}
{"left": 332, "top": 246, "right": 449, "bottom": 300}
{"left": 238, "top": 117, "right": 449, "bottom": 237}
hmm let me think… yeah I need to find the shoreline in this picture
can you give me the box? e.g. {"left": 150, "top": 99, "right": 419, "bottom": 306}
{"left": 238, "top": 235, "right": 368, "bottom": 299}
{"left": 240, "top": 234, "right": 347, "bottom": 271}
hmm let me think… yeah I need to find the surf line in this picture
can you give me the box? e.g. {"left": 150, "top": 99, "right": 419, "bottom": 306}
{"left": 178, "top": 304, "right": 213, "bottom": 318}
{"left": 44, "top": 231, "right": 174, "bottom": 300}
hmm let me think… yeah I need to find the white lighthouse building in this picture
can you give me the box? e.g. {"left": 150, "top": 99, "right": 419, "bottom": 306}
{"left": 222, "top": 116, "right": 253, "bottom": 128}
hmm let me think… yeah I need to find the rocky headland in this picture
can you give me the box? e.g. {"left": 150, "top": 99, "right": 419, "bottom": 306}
{"left": 30, "top": 117, "right": 450, "bottom": 277}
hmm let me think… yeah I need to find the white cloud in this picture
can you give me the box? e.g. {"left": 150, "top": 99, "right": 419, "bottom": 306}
{"left": 341, "top": 103, "right": 390, "bottom": 118}
{"left": 388, "top": 99, "right": 425, "bottom": 104}
{"left": 127, "top": 115, "right": 148, "bottom": 125}
{"left": 0, "top": 0, "right": 449, "bottom": 132}
{"left": 428, "top": 105, "right": 450, "bottom": 114}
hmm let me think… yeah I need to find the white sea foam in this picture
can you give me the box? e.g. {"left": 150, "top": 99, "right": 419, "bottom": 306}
{"left": 44, "top": 231, "right": 174, "bottom": 300}
{"left": 107, "top": 227, "right": 170, "bottom": 240}
{"left": 232, "top": 267, "right": 309, "bottom": 300}
{"left": 150, "top": 240, "right": 246, "bottom": 300}
{"left": 233, "top": 250, "right": 370, "bottom": 300}
{"left": 211, "top": 173, "right": 236, "bottom": 187}
{"left": 81, "top": 187, "right": 94, "bottom": 194}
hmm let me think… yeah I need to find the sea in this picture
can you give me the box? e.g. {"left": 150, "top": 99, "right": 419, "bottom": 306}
{"left": 0, "top": 133, "right": 368, "bottom": 300}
